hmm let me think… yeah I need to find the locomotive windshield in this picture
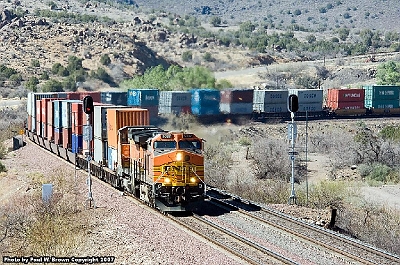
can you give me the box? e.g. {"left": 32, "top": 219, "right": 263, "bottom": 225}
{"left": 178, "top": 140, "right": 201, "bottom": 150}
{"left": 154, "top": 141, "right": 176, "bottom": 149}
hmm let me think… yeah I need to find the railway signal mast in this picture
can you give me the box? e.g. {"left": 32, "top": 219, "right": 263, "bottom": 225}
{"left": 287, "top": 94, "right": 298, "bottom": 205}
{"left": 83, "top": 96, "right": 95, "bottom": 208}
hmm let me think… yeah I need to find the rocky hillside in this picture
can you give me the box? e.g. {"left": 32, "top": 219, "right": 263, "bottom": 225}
{"left": 0, "top": 0, "right": 399, "bottom": 93}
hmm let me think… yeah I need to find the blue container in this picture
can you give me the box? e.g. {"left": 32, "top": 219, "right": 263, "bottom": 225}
{"left": 53, "top": 100, "right": 63, "bottom": 129}
{"left": 71, "top": 134, "right": 83, "bottom": 153}
{"left": 127, "top": 89, "right": 159, "bottom": 106}
{"left": 191, "top": 89, "right": 220, "bottom": 106}
{"left": 191, "top": 89, "right": 221, "bottom": 115}
{"left": 101, "top": 92, "right": 128, "bottom": 106}
{"left": 191, "top": 104, "right": 220, "bottom": 115}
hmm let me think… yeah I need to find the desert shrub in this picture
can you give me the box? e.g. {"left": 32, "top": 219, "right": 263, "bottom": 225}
{"left": 31, "top": 59, "right": 40, "bottom": 67}
{"left": 305, "top": 180, "right": 349, "bottom": 209}
{"left": 100, "top": 54, "right": 111, "bottom": 66}
{"left": 182, "top": 51, "right": 193, "bottom": 62}
{"left": 337, "top": 202, "right": 400, "bottom": 255}
{"left": 204, "top": 143, "right": 233, "bottom": 189}
{"left": 249, "top": 136, "right": 290, "bottom": 181}
{"left": 203, "top": 52, "right": 214, "bottom": 62}
{"left": 0, "top": 161, "right": 6, "bottom": 172}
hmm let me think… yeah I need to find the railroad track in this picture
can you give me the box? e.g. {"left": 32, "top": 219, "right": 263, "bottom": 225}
{"left": 168, "top": 212, "right": 297, "bottom": 265}
{"left": 207, "top": 188, "right": 400, "bottom": 265}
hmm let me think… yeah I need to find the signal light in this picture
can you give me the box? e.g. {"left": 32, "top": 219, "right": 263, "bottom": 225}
{"left": 83, "top": 96, "right": 94, "bottom": 114}
{"left": 287, "top": 94, "right": 299, "bottom": 113}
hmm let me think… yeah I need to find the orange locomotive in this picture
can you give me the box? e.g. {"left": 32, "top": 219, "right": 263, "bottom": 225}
{"left": 117, "top": 126, "right": 205, "bottom": 212}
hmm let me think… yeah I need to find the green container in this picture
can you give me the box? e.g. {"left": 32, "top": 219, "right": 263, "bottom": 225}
{"left": 364, "top": 85, "right": 400, "bottom": 108}
{"left": 365, "top": 99, "right": 400, "bottom": 109}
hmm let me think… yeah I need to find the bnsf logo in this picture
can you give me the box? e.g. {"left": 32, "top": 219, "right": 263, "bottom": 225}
{"left": 145, "top": 95, "right": 155, "bottom": 100}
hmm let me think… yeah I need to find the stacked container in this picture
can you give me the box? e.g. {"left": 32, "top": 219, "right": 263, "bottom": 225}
{"left": 53, "top": 100, "right": 63, "bottom": 145}
{"left": 65, "top": 91, "right": 101, "bottom": 103}
{"left": 288, "top": 89, "right": 323, "bottom": 112}
{"left": 101, "top": 91, "right": 128, "bottom": 106}
{"left": 253, "top": 89, "right": 289, "bottom": 113}
{"left": 127, "top": 89, "right": 159, "bottom": 120}
{"left": 190, "top": 89, "right": 221, "bottom": 115}
{"left": 220, "top": 89, "right": 254, "bottom": 114}
{"left": 93, "top": 105, "right": 127, "bottom": 165}
{"left": 326, "top": 88, "right": 365, "bottom": 115}
{"left": 158, "top": 91, "right": 191, "bottom": 115}
{"left": 27, "top": 92, "right": 62, "bottom": 132}
{"left": 71, "top": 102, "right": 83, "bottom": 153}
{"left": 41, "top": 98, "right": 57, "bottom": 139}
{"left": 61, "top": 100, "right": 81, "bottom": 149}
{"left": 107, "top": 108, "right": 150, "bottom": 170}
{"left": 363, "top": 85, "right": 400, "bottom": 114}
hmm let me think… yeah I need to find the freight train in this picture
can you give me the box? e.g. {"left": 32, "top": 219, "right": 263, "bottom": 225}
{"left": 26, "top": 91, "right": 206, "bottom": 212}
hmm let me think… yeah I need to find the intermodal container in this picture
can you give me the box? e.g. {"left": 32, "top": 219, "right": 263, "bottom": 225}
{"left": 219, "top": 103, "right": 253, "bottom": 114}
{"left": 93, "top": 105, "right": 128, "bottom": 140}
{"left": 191, "top": 89, "right": 220, "bottom": 106}
{"left": 62, "top": 128, "right": 72, "bottom": 149}
{"left": 253, "top": 90, "right": 288, "bottom": 104}
{"left": 107, "top": 146, "right": 117, "bottom": 170}
{"left": 107, "top": 108, "right": 150, "bottom": 149}
{"left": 158, "top": 105, "right": 191, "bottom": 115}
{"left": 66, "top": 91, "right": 101, "bottom": 103}
{"left": 253, "top": 103, "right": 287, "bottom": 113}
{"left": 289, "top": 89, "right": 323, "bottom": 104}
{"left": 220, "top": 89, "right": 254, "bottom": 103}
{"left": 101, "top": 91, "right": 128, "bottom": 105}
{"left": 53, "top": 100, "right": 63, "bottom": 129}
{"left": 327, "top": 101, "right": 365, "bottom": 110}
{"left": 41, "top": 98, "right": 56, "bottom": 131}
{"left": 27, "top": 115, "right": 32, "bottom": 131}
{"left": 363, "top": 85, "right": 400, "bottom": 101}
{"left": 71, "top": 102, "right": 83, "bottom": 135}
{"left": 61, "top": 100, "right": 81, "bottom": 129}
{"left": 127, "top": 89, "right": 159, "bottom": 107}
{"left": 159, "top": 91, "right": 191, "bottom": 106}
{"left": 298, "top": 102, "right": 323, "bottom": 112}
{"left": 71, "top": 134, "right": 83, "bottom": 153}
{"left": 366, "top": 99, "right": 400, "bottom": 109}
{"left": 327, "top": 88, "right": 365, "bottom": 103}
{"left": 54, "top": 127, "right": 62, "bottom": 145}
{"left": 35, "top": 100, "right": 42, "bottom": 135}
{"left": 47, "top": 124, "right": 53, "bottom": 142}
{"left": 94, "top": 137, "right": 108, "bottom": 165}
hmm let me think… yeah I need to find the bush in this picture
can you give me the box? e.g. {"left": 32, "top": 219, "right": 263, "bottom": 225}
{"left": 100, "top": 54, "right": 111, "bottom": 66}
{"left": 25, "top": 76, "right": 39, "bottom": 92}
{"left": 182, "top": 51, "right": 193, "bottom": 62}
{"left": 31, "top": 59, "right": 40, "bottom": 68}
{"left": 0, "top": 161, "right": 6, "bottom": 172}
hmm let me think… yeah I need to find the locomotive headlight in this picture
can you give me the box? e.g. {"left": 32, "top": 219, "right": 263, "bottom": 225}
{"left": 164, "top": 177, "right": 171, "bottom": 184}
{"left": 190, "top": 177, "right": 196, "bottom": 183}
{"left": 176, "top": 152, "right": 183, "bottom": 161}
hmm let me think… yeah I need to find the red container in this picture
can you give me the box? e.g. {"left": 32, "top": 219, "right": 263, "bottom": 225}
{"left": 36, "top": 99, "right": 42, "bottom": 124}
{"left": 27, "top": 115, "right": 32, "bottom": 131}
{"left": 328, "top": 101, "right": 364, "bottom": 110}
{"left": 62, "top": 128, "right": 72, "bottom": 149}
{"left": 71, "top": 102, "right": 84, "bottom": 135}
{"left": 47, "top": 124, "right": 54, "bottom": 141}
{"left": 220, "top": 89, "right": 254, "bottom": 104}
{"left": 181, "top": 106, "right": 192, "bottom": 114}
{"left": 327, "top": 88, "right": 365, "bottom": 103}
{"left": 54, "top": 128, "right": 63, "bottom": 145}
{"left": 41, "top": 98, "right": 56, "bottom": 125}
{"left": 66, "top": 91, "right": 102, "bottom": 103}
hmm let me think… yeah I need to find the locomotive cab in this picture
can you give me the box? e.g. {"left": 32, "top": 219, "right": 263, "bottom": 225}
{"left": 151, "top": 133, "right": 205, "bottom": 211}
{"left": 127, "top": 126, "right": 205, "bottom": 212}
